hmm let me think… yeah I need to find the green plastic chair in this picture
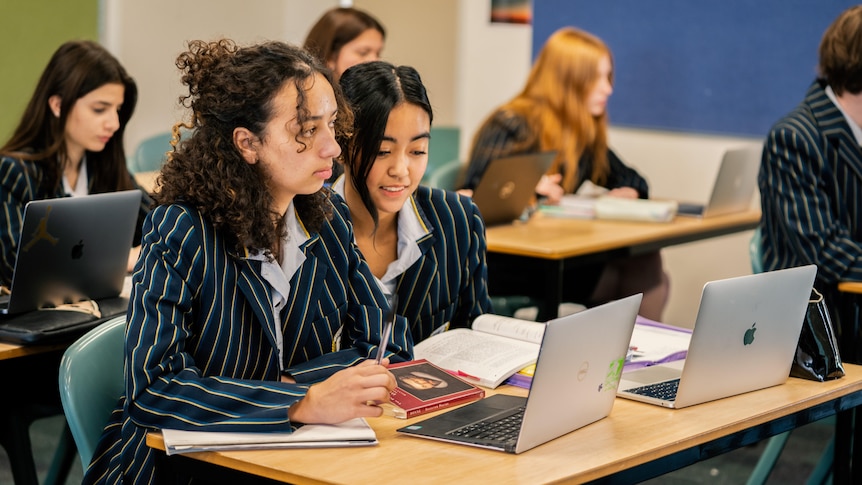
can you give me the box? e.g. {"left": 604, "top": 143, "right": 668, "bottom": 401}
{"left": 425, "top": 159, "right": 464, "bottom": 191}
{"left": 746, "top": 227, "right": 833, "bottom": 485}
{"left": 131, "top": 132, "right": 172, "bottom": 173}
{"left": 57, "top": 315, "right": 125, "bottom": 469}
{"left": 423, "top": 126, "right": 460, "bottom": 186}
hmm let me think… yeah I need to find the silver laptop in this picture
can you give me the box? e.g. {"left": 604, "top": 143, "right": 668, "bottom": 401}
{"left": 617, "top": 265, "right": 816, "bottom": 409}
{"left": 397, "top": 293, "right": 642, "bottom": 454}
{"left": 471, "top": 152, "right": 555, "bottom": 226}
{"left": 677, "top": 146, "right": 761, "bottom": 217}
{"left": 0, "top": 190, "right": 141, "bottom": 315}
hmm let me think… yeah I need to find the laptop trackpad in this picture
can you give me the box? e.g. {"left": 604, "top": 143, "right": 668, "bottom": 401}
{"left": 623, "top": 364, "right": 683, "bottom": 384}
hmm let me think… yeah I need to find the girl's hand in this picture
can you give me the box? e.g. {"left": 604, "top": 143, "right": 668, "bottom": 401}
{"left": 288, "top": 358, "right": 395, "bottom": 424}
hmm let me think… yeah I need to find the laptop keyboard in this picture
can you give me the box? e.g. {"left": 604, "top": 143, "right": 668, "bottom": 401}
{"left": 447, "top": 406, "right": 525, "bottom": 443}
{"left": 625, "top": 379, "right": 680, "bottom": 401}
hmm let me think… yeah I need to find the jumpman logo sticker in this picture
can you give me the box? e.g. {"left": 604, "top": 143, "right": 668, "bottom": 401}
{"left": 23, "top": 206, "right": 59, "bottom": 252}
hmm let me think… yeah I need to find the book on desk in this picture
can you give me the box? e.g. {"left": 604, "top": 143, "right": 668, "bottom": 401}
{"left": 539, "top": 194, "right": 678, "bottom": 223}
{"left": 382, "top": 359, "right": 485, "bottom": 418}
{"left": 412, "top": 313, "right": 545, "bottom": 388}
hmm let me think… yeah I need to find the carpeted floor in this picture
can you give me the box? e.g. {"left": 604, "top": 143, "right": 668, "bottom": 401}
{"left": 0, "top": 413, "right": 835, "bottom": 484}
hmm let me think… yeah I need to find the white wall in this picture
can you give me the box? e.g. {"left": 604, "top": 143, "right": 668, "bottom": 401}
{"left": 102, "top": 0, "right": 331, "bottom": 151}
{"left": 102, "top": 0, "right": 762, "bottom": 328}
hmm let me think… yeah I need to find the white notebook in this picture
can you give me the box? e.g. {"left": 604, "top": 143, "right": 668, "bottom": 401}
{"left": 160, "top": 417, "right": 377, "bottom": 455}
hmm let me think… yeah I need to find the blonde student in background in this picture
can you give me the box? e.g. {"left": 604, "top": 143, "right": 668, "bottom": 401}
{"left": 83, "top": 39, "right": 411, "bottom": 483}
{"left": 458, "top": 27, "right": 669, "bottom": 321}
{"left": 0, "top": 40, "right": 151, "bottom": 284}
{"left": 331, "top": 60, "right": 493, "bottom": 344}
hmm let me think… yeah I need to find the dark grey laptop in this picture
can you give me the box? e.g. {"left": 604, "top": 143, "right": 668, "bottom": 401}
{"left": 397, "top": 293, "right": 641, "bottom": 454}
{"left": 0, "top": 190, "right": 140, "bottom": 316}
{"left": 471, "top": 152, "right": 556, "bottom": 226}
{"left": 617, "top": 265, "right": 816, "bottom": 408}
{"left": 677, "top": 146, "right": 760, "bottom": 217}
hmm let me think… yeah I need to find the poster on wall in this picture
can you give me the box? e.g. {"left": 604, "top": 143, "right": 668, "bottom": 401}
{"left": 491, "top": 0, "right": 531, "bottom": 24}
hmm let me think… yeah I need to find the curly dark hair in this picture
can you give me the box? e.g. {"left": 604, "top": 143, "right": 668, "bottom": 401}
{"left": 156, "top": 39, "right": 353, "bottom": 258}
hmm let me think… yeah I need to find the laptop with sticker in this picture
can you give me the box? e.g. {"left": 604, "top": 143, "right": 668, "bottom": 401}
{"left": 471, "top": 152, "right": 556, "bottom": 226}
{"left": 617, "top": 265, "right": 816, "bottom": 409}
{"left": 0, "top": 190, "right": 141, "bottom": 315}
{"left": 397, "top": 293, "right": 641, "bottom": 454}
{"left": 677, "top": 146, "right": 761, "bottom": 218}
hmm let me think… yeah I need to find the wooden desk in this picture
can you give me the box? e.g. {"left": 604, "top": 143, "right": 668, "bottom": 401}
{"left": 147, "top": 363, "right": 862, "bottom": 484}
{"left": 0, "top": 340, "right": 65, "bottom": 361}
{"left": 485, "top": 209, "right": 761, "bottom": 320}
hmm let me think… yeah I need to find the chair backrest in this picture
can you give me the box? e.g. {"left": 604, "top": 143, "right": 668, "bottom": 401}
{"left": 423, "top": 126, "right": 460, "bottom": 185}
{"left": 58, "top": 315, "right": 126, "bottom": 468}
{"left": 749, "top": 226, "right": 764, "bottom": 274}
{"left": 425, "top": 159, "right": 464, "bottom": 191}
{"left": 131, "top": 132, "right": 172, "bottom": 173}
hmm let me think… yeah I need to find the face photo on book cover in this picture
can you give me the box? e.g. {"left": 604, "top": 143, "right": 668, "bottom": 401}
{"left": 392, "top": 364, "right": 474, "bottom": 400}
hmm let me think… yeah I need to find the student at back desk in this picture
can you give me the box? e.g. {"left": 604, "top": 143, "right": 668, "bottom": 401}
{"left": 0, "top": 40, "right": 151, "bottom": 285}
{"left": 459, "top": 27, "right": 669, "bottom": 321}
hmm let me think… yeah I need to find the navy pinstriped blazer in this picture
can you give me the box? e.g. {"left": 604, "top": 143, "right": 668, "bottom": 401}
{"left": 759, "top": 79, "right": 862, "bottom": 287}
{"left": 83, "top": 195, "right": 412, "bottom": 484}
{"left": 384, "top": 185, "right": 493, "bottom": 342}
{"left": 0, "top": 156, "right": 151, "bottom": 286}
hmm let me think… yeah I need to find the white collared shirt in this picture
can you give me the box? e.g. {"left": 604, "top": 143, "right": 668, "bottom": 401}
{"left": 63, "top": 158, "right": 89, "bottom": 196}
{"left": 826, "top": 85, "right": 862, "bottom": 146}
{"left": 332, "top": 177, "right": 427, "bottom": 296}
{"left": 248, "top": 202, "right": 309, "bottom": 371}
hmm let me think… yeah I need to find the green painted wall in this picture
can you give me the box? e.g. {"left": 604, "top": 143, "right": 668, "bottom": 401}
{"left": 0, "top": 0, "right": 98, "bottom": 142}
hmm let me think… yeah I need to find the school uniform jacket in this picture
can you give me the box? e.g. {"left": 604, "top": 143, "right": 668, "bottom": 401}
{"left": 0, "top": 155, "right": 151, "bottom": 286}
{"left": 393, "top": 185, "right": 493, "bottom": 342}
{"left": 83, "top": 195, "right": 412, "bottom": 484}
{"left": 759, "top": 79, "right": 862, "bottom": 287}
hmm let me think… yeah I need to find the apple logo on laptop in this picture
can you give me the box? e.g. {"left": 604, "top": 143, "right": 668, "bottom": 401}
{"left": 71, "top": 240, "right": 84, "bottom": 260}
{"left": 743, "top": 322, "right": 757, "bottom": 345}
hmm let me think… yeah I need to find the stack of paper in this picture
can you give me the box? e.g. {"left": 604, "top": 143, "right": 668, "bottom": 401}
{"left": 594, "top": 197, "right": 678, "bottom": 223}
{"left": 539, "top": 194, "right": 679, "bottom": 222}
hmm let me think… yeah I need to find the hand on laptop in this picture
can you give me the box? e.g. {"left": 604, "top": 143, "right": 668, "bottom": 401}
{"left": 535, "top": 173, "right": 564, "bottom": 204}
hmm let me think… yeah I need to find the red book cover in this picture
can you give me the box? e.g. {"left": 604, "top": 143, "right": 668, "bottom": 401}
{"left": 384, "top": 359, "right": 485, "bottom": 419}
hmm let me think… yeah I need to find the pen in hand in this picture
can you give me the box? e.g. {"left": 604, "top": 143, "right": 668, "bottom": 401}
{"left": 375, "top": 293, "right": 398, "bottom": 365}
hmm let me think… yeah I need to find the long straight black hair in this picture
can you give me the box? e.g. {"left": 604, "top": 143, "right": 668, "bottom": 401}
{"left": 337, "top": 60, "right": 433, "bottom": 229}
{"left": 0, "top": 40, "right": 138, "bottom": 194}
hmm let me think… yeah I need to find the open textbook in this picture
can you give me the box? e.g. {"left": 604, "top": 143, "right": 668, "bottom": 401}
{"left": 160, "top": 418, "right": 377, "bottom": 455}
{"left": 412, "top": 314, "right": 546, "bottom": 389}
